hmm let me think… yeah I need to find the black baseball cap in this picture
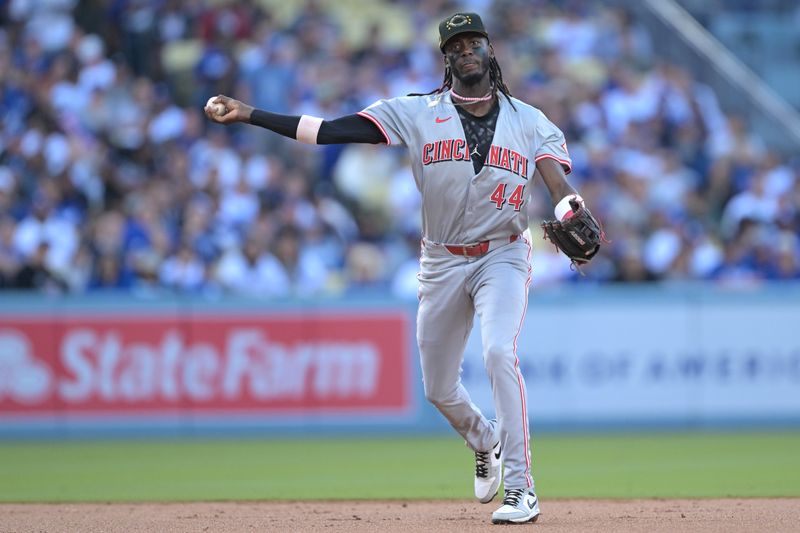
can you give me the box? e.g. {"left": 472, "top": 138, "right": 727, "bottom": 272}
{"left": 438, "top": 12, "right": 489, "bottom": 52}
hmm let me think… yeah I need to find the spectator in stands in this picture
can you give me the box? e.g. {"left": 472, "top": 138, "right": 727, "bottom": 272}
{"left": 159, "top": 242, "right": 206, "bottom": 292}
{"left": 0, "top": 215, "right": 23, "bottom": 288}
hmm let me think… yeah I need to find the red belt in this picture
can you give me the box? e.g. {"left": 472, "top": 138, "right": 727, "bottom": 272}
{"left": 444, "top": 234, "right": 520, "bottom": 257}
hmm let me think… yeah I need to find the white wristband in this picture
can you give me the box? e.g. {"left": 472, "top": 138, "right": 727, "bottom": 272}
{"left": 296, "top": 115, "right": 323, "bottom": 144}
{"left": 555, "top": 194, "right": 584, "bottom": 221}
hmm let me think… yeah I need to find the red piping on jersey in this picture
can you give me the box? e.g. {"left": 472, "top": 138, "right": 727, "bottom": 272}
{"left": 356, "top": 111, "right": 391, "bottom": 145}
{"left": 534, "top": 153, "right": 572, "bottom": 175}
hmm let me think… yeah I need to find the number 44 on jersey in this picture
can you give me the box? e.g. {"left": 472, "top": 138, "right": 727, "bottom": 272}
{"left": 489, "top": 183, "right": 525, "bottom": 211}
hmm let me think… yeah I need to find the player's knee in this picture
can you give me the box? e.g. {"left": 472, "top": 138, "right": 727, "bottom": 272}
{"left": 423, "top": 383, "right": 455, "bottom": 408}
{"left": 484, "top": 341, "right": 515, "bottom": 370}
{"left": 423, "top": 386, "right": 445, "bottom": 407}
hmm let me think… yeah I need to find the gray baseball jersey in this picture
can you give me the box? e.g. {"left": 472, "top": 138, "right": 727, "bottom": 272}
{"left": 358, "top": 93, "right": 571, "bottom": 244}
{"left": 359, "top": 92, "right": 571, "bottom": 491}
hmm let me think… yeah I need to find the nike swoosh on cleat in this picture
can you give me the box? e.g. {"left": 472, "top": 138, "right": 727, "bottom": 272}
{"left": 527, "top": 496, "right": 537, "bottom": 510}
{"left": 494, "top": 447, "right": 501, "bottom": 460}
{"left": 435, "top": 116, "right": 452, "bottom": 123}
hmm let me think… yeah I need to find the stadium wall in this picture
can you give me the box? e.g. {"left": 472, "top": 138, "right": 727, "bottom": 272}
{"left": 1, "top": 285, "right": 798, "bottom": 439}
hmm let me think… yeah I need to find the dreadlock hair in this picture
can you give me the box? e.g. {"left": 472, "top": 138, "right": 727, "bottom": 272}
{"left": 409, "top": 51, "right": 517, "bottom": 111}
{"left": 487, "top": 56, "right": 517, "bottom": 110}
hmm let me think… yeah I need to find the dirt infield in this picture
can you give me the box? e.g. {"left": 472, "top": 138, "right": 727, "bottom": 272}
{"left": 2, "top": 499, "right": 799, "bottom": 532}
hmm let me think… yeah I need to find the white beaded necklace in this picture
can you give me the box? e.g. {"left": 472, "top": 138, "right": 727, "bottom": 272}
{"left": 449, "top": 85, "right": 494, "bottom": 105}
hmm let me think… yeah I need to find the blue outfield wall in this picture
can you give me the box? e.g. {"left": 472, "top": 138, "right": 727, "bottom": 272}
{"left": 0, "top": 283, "right": 799, "bottom": 439}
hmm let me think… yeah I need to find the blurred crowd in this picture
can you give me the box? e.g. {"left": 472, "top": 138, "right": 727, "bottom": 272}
{"left": 0, "top": 0, "right": 798, "bottom": 298}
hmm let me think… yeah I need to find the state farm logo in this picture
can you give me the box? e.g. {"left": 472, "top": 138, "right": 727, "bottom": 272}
{"left": 0, "top": 330, "right": 52, "bottom": 403}
{"left": 0, "top": 317, "right": 409, "bottom": 413}
{"left": 57, "top": 329, "right": 380, "bottom": 403}
{"left": 0, "top": 327, "right": 385, "bottom": 408}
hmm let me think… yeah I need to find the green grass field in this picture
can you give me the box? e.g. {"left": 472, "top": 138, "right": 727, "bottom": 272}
{"left": 1, "top": 431, "right": 798, "bottom": 502}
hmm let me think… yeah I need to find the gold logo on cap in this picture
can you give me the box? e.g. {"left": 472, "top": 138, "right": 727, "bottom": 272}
{"left": 446, "top": 14, "right": 472, "bottom": 29}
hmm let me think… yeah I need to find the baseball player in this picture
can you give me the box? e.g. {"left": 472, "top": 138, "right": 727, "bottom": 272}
{"left": 205, "top": 12, "right": 601, "bottom": 524}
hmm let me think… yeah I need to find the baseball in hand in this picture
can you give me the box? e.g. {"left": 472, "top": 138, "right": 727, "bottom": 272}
{"left": 205, "top": 96, "right": 226, "bottom": 116}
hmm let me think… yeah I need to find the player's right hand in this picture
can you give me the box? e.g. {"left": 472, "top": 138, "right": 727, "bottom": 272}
{"left": 204, "top": 95, "right": 254, "bottom": 125}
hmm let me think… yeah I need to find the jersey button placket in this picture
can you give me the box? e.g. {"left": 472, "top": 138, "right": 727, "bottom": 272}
{"left": 463, "top": 177, "right": 478, "bottom": 237}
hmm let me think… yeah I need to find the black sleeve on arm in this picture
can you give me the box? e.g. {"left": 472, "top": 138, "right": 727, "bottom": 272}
{"left": 317, "top": 114, "right": 386, "bottom": 144}
{"left": 249, "top": 109, "right": 300, "bottom": 139}
{"left": 248, "top": 111, "right": 386, "bottom": 144}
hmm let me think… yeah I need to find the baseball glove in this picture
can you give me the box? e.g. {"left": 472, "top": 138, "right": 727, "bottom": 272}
{"left": 541, "top": 199, "right": 605, "bottom": 270}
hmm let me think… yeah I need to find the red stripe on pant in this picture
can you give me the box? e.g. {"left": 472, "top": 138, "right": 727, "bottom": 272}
{"left": 512, "top": 236, "right": 533, "bottom": 487}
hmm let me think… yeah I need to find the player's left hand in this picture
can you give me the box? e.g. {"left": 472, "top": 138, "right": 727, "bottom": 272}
{"left": 541, "top": 199, "right": 606, "bottom": 270}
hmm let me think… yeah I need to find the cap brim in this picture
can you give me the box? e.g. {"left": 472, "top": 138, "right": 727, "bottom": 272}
{"left": 440, "top": 29, "right": 490, "bottom": 52}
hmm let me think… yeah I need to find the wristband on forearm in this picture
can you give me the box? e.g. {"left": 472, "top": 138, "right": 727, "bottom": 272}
{"left": 554, "top": 194, "right": 584, "bottom": 220}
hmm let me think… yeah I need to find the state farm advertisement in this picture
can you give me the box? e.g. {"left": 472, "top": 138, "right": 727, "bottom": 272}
{"left": 0, "top": 312, "right": 410, "bottom": 416}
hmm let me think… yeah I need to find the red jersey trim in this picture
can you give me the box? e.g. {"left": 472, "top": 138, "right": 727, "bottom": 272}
{"left": 534, "top": 153, "right": 572, "bottom": 175}
{"left": 356, "top": 111, "right": 391, "bottom": 145}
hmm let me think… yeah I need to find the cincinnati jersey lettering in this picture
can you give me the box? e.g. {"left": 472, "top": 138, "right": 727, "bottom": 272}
{"left": 422, "top": 139, "right": 470, "bottom": 165}
{"left": 485, "top": 145, "right": 528, "bottom": 179}
{"left": 422, "top": 140, "right": 529, "bottom": 179}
